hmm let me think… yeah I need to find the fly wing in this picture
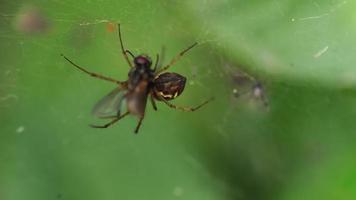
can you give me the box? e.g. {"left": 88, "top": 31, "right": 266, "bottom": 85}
{"left": 157, "top": 45, "right": 165, "bottom": 70}
{"left": 91, "top": 87, "right": 126, "bottom": 118}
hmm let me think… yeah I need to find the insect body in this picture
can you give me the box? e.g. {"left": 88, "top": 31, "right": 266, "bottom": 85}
{"left": 126, "top": 55, "right": 154, "bottom": 117}
{"left": 61, "top": 24, "right": 212, "bottom": 133}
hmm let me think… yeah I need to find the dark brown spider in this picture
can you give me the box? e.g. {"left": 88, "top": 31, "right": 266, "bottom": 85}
{"left": 61, "top": 24, "right": 213, "bottom": 133}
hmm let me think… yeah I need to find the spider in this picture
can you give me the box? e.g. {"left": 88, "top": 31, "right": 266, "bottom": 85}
{"left": 61, "top": 24, "right": 213, "bottom": 133}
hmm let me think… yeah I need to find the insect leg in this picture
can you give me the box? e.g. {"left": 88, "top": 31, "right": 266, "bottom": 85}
{"left": 134, "top": 116, "right": 145, "bottom": 134}
{"left": 150, "top": 94, "right": 158, "bottom": 111}
{"left": 61, "top": 54, "right": 125, "bottom": 85}
{"left": 156, "top": 42, "right": 197, "bottom": 74}
{"left": 90, "top": 111, "right": 129, "bottom": 128}
{"left": 118, "top": 24, "right": 133, "bottom": 68}
{"left": 125, "top": 50, "right": 135, "bottom": 59}
{"left": 160, "top": 97, "right": 214, "bottom": 112}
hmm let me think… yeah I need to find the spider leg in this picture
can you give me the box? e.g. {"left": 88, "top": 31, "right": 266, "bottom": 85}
{"left": 118, "top": 24, "right": 134, "bottom": 68}
{"left": 61, "top": 54, "right": 124, "bottom": 85}
{"left": 91, "top": 111, "right": 129, "bottom": 128}
{"left": 156, "top": 42, "right": 198, "bottom": 74}
{"left": 160, "top": 97, "right": 214, "bottom": 112}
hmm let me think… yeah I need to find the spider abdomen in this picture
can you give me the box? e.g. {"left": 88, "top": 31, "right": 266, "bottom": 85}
{"left": 153, "top": 72, "right": 186, "bottom": 101}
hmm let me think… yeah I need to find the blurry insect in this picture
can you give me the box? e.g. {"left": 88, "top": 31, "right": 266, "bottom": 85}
{"left": 228, "top": 66, "right": 269, "bottom": 108}
{"left": 61, "top": 24, "right": 213, "bottom": 133}
{"left": 15, "top": 7, "right": 50, "bottom": 34}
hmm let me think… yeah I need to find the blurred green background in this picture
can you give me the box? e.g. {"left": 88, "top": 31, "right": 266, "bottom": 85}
{"left": 1, "top": 0, "right": 356, "bottom": 199}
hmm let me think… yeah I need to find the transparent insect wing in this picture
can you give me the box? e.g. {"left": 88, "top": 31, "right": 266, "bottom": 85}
{"left": 156, "top": 46, "right": 166, "bottom": 70}
{"left": 91, "top": 87, "right": 126, "bottom": 118}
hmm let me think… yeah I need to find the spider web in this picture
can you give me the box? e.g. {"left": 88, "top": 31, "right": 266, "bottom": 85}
{"left": 1, "top": 1, "right": 355, "bottom": 200}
